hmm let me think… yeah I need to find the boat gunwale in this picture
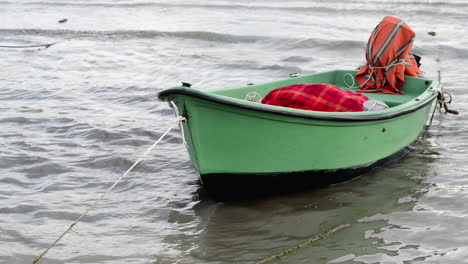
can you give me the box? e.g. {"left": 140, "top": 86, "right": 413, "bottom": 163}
{"left": 158, "top": 87, "right": 437, "bottom": 122}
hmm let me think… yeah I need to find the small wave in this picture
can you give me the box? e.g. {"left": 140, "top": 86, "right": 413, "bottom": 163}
{"left": 81, "top": 128, "right": 128, "bottom": 142}
{"left": 152, "top": 108, "right": 177, "bottom": 117}
{"left": 439, "top": 44, "right": 468, "bottom": 60}
{"left": 74, "top": 154, "right": 166, "bottom": 174}
{"left": 45, "top": 122, "right": 92, "bottom": 135}
{"left": 34, "top": 210, "right": 81, "bottom": 221}
{"left": 115, "top": 94, "right": 153, "bottom": 104}
{"left": 0, "top": 204, "right": 45, "bottom": 214}
{"left": 281, "top": 56, "right": 313, "bottom": 63}
{"left": 417, "top": 43, "right": 468, "bottom": 60}
{"left": 162, "top": 134, "right": 183, "bottom": 145}
{"left": 0, "top": 28, "right": 369, "bottom": 52}
{"left": 10, "top": 141, "right": 48, "bottom": 153}
{"left": 0, "top": 155, "right": 48, "bottom": 169}
{"left": 280, "top": 38, "right": 365, "bottom": 50}
{"left": 258, "top": 64, "right": 302, "bottom": 72}
{"left": 108, "top": 138, "right": 150, "bottom": 147}
{"left": 128, "top": 127, "right": 160, "bottom": 139}
{"left": 0, "top": 28, "right": 381, "bottom": 55}
{"left": 17, "top": 106, "right": 44, "bottom": 114}
{"left": 219, "top": 60, "right": 302, "bottom": 73}
{"left": 0, "top": 116, "right": 48, "bottom": 125}
{"left": 0, "top": 1, "right": 466, "bottom": 10}
{"left": 0, "top": 177, "right": 33, "bottom": 187}
{"left": 0, "top": 29, "right": 268, "bottom": 43}
{"left": 0, "top": 88, "right": 56, "bottom": 101}
{"left": 73, "top": 155, "right": 134, "bottom": 170}
{"left": 20, "top": 163, "right": 73, "bottom": 179}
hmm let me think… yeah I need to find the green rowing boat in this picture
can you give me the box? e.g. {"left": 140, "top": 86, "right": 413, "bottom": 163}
{"left": 158, "top": 70, "right": 438, "bottom": 198}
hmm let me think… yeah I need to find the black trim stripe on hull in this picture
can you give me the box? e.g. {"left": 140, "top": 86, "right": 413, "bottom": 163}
{"left": 158, "top": 88, "right": 437, "bottom": 122}
{"left": 198, "top": 140, "right": 418, "bottom": 200}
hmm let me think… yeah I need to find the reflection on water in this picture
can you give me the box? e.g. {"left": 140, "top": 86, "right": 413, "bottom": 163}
{"left": 189, "top": 145, "right": 437, "bottom": 263}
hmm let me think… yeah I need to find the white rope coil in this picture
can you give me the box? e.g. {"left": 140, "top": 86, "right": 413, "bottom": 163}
{"left": 245, "top": 92, "right": 263, "bottom": 103}
{"left": 344, "top": 61, "right": 405, "bottom": 89}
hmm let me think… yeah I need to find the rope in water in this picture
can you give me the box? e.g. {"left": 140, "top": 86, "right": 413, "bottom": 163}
{"left": 32, "top": 116, "right": 186, "bottom": 264}
{"left": 436, "top": 184, "right": 468, "bottom": 191}
{"left": 0, "top": 43, "right": 56, "bottom": 49}
{"left": 422, "top": 97, "right": 439, "bottom": 139}
{"left": 255, "top": 224, "right": 350, "bottom": 264}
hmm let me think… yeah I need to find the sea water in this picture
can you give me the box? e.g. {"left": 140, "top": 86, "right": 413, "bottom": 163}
{"left": 1, "top": 1, "right": 467, "bottom": 263}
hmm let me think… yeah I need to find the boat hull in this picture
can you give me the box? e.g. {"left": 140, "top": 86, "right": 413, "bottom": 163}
{"left": 171, "top": 96, "right": 432, "bottom": 173}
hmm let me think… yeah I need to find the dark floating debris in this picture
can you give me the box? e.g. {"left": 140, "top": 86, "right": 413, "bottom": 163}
{"left": 427, "top": 31, "right": 437, "bottom": 36}
{"left": 58, "top": 18, "right": 68, "bottom": 23}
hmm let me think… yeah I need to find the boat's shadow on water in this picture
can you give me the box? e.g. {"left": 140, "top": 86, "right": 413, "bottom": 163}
{"left": 188, "top": 138, "right": 440, "bottom": 263}
{"left": 195, "top": 140, "right": 425, "bottom": 202}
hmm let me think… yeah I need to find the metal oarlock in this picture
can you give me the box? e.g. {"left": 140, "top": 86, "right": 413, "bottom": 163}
{"left": 289, "top": 73, "right": 300, "bottom": 78}
{"left": 437, "top": 92, "right": 459, "bottom": 115}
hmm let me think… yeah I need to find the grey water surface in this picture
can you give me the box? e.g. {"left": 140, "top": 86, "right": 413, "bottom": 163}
{"left": 1, "top": 0, "right": 467, "bottom": 263}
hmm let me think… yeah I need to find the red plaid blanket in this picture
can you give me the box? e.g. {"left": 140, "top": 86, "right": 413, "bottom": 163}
{"left": 261, "top": 84, "right": 369, "bottom": 112}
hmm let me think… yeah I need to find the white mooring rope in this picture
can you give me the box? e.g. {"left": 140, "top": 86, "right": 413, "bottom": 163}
{"left": 32, "top": 116, "right": 186, "bottom": 264}
{"left": 344, "top": 61, "right": 405, "bottom": 89}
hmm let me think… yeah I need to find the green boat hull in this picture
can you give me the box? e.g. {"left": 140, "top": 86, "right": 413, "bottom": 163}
{"left": 159, "top": 70, "right": 437, "bottom": 196}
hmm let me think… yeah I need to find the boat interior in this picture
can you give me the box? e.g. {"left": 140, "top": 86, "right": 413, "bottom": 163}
{"left": 212, "top": 70, "right": 433, "bottom": 108}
